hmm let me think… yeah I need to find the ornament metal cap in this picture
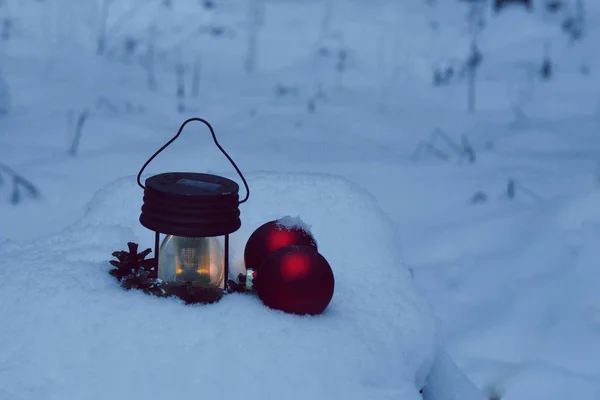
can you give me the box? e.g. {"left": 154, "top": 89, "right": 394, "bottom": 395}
{"left": 245, "top": 269, "right": 256, "bottom": 291}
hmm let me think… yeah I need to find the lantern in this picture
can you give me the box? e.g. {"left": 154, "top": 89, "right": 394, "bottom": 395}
{"left": 136, "top": 118, "right": 249, "bottom": 304}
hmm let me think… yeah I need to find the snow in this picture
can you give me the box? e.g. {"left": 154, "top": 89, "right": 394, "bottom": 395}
{"left": 1, "top": 0, "right": 600, "bottom": 398}
{"left": 422, "top": 349, "right": 486, "bottom": 400}
{"left": 0, "top": 172, "right": 441, "bottom": 400}
{"left": 273, "top": 215, "right": 313, "bottom": 232}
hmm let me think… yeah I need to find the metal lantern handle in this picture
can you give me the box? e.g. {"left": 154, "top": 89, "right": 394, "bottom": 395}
{"left": 137, "top": 117, "right": 250, "bottom": 204}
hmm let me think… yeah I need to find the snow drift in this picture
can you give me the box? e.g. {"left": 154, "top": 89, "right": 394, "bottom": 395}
{"left": 0, "top": 171, "right": 483, "bottom": 399}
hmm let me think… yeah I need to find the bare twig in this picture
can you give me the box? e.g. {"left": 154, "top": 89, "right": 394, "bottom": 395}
{"left": 0, "top": 161, "right": 40, "bottom": 204}
{"left": 245, "top": 0, "right": 265, "bottom": 74}
{"left": 466, "top": 1, "right": 485, "bottom": 113}
{"left": 411, "top": 129, "right": 476, "bottom": 164}
{"left": 96, "top": 0, "right": 111, "bottom": 55}
{"left": 506, "top": 179, "right": 516, "bottom": 199}
{"left": 431, "top": 129, "right": 463, "bottom": 156}
{"left": 514, "top": 181, "right": 544, "bottom": 202}
{"left": 96, "top": 97, "right": 120, "bottom": 114}
{"left": 503, "top": 179, "right": 544, "bottom": 202}
{"left": 158, "top": 24, "right": 236, "bottom": 55}
{"left": 145, "top": 23, "right": 158, "bottom": 92}
{"left": 67, "top": 110, "right": 90, "bottom": 156}
{"left": 103, "top": 0, "right": 149, "bottom": 51}
{"left": 175, "top": 50, "right": 186, "bottom": 113}
{"left": 460, "top": 135, "right": 476, "bottom": 164}
{"left": 411, "top": 141, "right": 450, "bottom": 162}
{"left": 190, "top": 53, "right": 201, "bottom": 98}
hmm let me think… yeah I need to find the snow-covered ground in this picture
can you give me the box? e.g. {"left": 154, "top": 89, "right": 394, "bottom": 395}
{"left": 1, "top": 0, "right": 600, "bottom": 398}
{"left": 0, "top": 172, "right": 445, "bottom": 399}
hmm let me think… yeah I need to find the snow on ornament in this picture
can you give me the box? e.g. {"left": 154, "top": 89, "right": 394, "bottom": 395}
{"left": 243, "top": 216, "right": 318, "bottom": 273}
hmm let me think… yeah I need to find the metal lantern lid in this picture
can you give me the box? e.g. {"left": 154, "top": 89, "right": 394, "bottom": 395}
{"left": 140, "top": 172, "right": 241, "bottom": 237}
{"left": 137, "top": 118, "right": 249, "bottom": 238}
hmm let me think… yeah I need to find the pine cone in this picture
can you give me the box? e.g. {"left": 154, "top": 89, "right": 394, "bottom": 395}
{"left": 109, "top": 242, "right": 156, "bottom": 280}
{"left": 109, "top": 242, "right": 165, "bottom": 297}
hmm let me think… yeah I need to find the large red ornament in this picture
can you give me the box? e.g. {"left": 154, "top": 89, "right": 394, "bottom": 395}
{"left": 254, "top": 245, "right": 334, "bottom": 315}
{"left": 244, "top": 218, "right": 317, "bottom": 273}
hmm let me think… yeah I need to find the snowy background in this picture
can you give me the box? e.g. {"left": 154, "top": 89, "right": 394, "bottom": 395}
{"left": 1, "top": 0, "right": 600, "bottom": 399}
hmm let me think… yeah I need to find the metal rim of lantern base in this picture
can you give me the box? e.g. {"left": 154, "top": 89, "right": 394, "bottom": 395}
{"left": 161, "top": 281, "right": 225, "bottom": 304}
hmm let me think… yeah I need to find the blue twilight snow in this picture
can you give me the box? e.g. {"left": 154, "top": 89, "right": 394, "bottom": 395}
{"left": 0, "top": 172, "right": 482, "bottom": 400}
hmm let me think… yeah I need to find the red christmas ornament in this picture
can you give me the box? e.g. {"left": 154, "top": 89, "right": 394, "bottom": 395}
{"left": 244, "top": 218, "right": 317, "bottom": 273}
{"left": 254, "top": 245, "right": 334, "bottom": 315}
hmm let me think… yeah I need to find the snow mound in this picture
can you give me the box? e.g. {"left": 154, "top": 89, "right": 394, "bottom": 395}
{"left": 423, "top": 349, "right": 487, "bottom": 400}
{"left": 0, "top": 171, "right": 452, "bottom": 400}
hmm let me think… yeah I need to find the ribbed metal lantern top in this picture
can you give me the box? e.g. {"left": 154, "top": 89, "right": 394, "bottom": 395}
{"left": 140, "top": 172, "right": 241, "bottom": 237}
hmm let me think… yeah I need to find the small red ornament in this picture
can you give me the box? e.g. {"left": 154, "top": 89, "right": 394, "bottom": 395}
{"left": 244, "top": 217, "right": 317, "bottom": 272}
{"left": 254, "top": 245, "right": 334, "bottom": 315}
